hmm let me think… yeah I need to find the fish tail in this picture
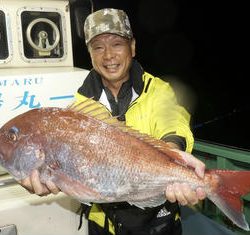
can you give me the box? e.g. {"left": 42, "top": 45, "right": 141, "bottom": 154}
{"left": 207, "top": 170, "right": 250, "bottom": 231}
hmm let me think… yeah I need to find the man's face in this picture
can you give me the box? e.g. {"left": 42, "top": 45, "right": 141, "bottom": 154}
{"left": 88, "top": 34, "right": 135, "bottom": 84}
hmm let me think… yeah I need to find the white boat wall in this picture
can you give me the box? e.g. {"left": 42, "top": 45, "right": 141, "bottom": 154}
{"left": 0, "top": 175, "right": 87, "bottom": 235}
{"left": 0, "top": 0, "right": 89, "bottom": 234}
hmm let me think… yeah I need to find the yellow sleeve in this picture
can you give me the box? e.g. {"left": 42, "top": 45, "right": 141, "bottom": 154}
{"left": 150, "top": 78, "right": 194, "bottom": 153}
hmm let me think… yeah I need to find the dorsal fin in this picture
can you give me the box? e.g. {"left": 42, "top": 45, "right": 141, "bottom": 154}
{"left": 68, "top": 97, "right": 113, "bottom": 121}
{"left": 68, "top": 97, "right": 186, "bottom": 165}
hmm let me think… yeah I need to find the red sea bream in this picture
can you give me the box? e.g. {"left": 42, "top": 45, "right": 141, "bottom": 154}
{"left": 0, "top": 98, "right": 250, "bottom": 230}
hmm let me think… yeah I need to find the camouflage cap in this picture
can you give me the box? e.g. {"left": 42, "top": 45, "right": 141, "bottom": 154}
{"left": 84, "top": 8, "right": 133, "bottom": 44}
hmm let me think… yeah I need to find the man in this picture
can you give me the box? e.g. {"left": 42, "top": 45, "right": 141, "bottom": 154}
{"left": 20, "top": 8, "right": 206, "bottom": 235}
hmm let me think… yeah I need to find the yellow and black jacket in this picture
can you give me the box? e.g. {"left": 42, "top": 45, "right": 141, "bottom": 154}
{"left": 75, "top": 60, "right": 194, "bottom": 234}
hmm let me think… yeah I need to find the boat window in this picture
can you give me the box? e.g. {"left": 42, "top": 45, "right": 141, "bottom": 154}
{"left": 0, "top": 10, "right": 11, "bottom": 64}
{"left": 18, "top": 9, "right": 67, "bottom": 62}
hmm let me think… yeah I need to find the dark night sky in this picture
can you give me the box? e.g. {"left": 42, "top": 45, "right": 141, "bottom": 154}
{"left": 70, "top": 0, "right": 249, "bottom": 150}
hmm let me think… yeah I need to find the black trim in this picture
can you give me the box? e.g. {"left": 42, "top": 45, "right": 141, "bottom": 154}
{"left": 129, "top": 60, "right": 144, "bottom": 95}
{"left": 78, "top": 203, "right": 92, "bottom": 230}
{"left": 144, "top": 77, "right": 152, "bottom": 93}
{"left": 161, "top": 134, "right": 187, "bottom": 151}
{"left": 77, "top": 69, "right": 104, "bottom": 100}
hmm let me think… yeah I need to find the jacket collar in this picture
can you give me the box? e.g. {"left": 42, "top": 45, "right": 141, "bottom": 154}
{"left": 77, "top": 59, "right": 144, "bottom": 100}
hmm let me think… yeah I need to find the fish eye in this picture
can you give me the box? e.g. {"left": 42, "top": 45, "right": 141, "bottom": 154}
{"left": 7, "top": 126, "right": 19, "bottom": 142}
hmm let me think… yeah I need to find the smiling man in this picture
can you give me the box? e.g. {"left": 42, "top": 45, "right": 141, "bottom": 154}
{"left": 74, "top": 8, "right": 206, "bottom": 235}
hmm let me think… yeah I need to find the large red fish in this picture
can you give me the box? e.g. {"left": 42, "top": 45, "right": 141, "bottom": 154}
{"left": 0, "top": 98, "right": 249, "bottom": 231}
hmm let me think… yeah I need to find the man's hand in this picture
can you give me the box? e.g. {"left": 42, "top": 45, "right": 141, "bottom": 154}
{"left": 18, "top": 170, "right": 60, "bottom": 196}
{"left": 165, "top": 149, "right": 206, "bottom": 205}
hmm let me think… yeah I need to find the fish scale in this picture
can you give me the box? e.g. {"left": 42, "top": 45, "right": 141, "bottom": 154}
{"left": 0, "top": 98, "right": 250, "bottom": 231}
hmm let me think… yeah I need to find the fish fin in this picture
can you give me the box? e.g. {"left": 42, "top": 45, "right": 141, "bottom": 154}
{"left": 68, "top": 98, "right": 129, "bottom": 128}
{"left": 125, "top": 135, "right": 188, "bottom": 166}
{"left": 69, "top": 98, "right": 188, "bottom": 165}
{"left": 68, "top": 97, "right": 112, "bottom": 121}
{"left": 150, "top": 146, "right": 188, "bottom": 166}
{"left": 128, "top": 195, "right": 167, "bottom": 209}
{"left": 208, "top": 170, "right": 250, "bottom": 231}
